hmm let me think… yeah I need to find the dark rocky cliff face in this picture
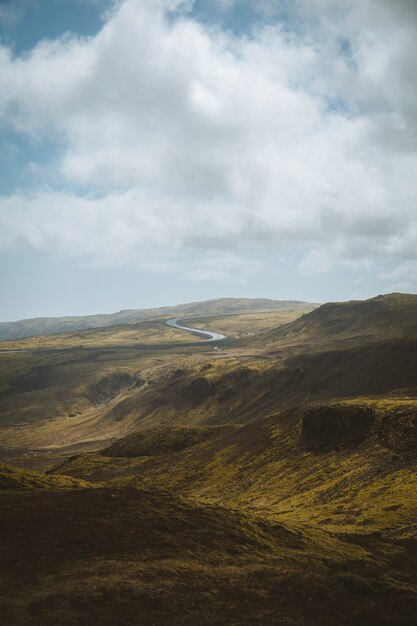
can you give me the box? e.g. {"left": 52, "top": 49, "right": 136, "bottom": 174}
{"left": 301, "top": 404, "right": 375, "bottom": 451}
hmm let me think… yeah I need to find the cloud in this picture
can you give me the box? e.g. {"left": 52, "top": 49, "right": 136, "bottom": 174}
{"left": 0, "top": 0, "right": 416, "bottom": 284}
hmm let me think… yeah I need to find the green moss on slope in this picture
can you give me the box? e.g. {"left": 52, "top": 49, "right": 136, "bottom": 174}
{"left": 0, "top": 462, "right": 91, "bottom": 490}
{"left": 102, "top": 424, "right": 240, "bottom": 458}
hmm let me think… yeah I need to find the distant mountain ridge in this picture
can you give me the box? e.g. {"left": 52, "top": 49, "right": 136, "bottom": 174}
{"left": 0, "top": 298, "right": 317, "bottom": 341}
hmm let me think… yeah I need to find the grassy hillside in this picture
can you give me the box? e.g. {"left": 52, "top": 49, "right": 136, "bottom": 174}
{"left": 252, "top": 293, "right": 417, "bottom": 353}
{"left": 0, "top": 318, "right": 194, "bottom": 351}
{"left": 102, "top": 424, "right": 240, "bottom": 458}
{"left": 50, "top": 400, "right": 417, "bottom": 621}
{"left": 0, "top": 462, "right": 91, "bottom": 490}
{"left": 0, "top": 297, "right": 317, "bottom": 341}
{"left": 1, "top": 293, "right": 417, "bottom": 624}
{"left": 0, "top": 483, "right": 386, "bottom": 626}
{"left": 53, "top": 399, "right": 417, "bottom": 533}
{"left": 0, "top": 309, "right": 312, "bottom": 351}
{"left": 2, "top": 302, "right": 417, "bottom": 454}
{"left": 2, "top": 398, "right": 416, "bottom": 625}
{"left": 0, "top": 309, "right": 312, "bottom": 450}
{"left": 180, "top": 310, "right": 311, "bottom": 339}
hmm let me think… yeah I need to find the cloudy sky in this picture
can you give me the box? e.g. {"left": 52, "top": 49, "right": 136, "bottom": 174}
{"left": 0, "top": 0, "right": 416, "bottom": 320}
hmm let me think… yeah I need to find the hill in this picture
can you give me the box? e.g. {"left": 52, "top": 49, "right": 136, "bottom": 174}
{"left": 0, "top": 298, "right": 317, "bottom": 341}
{"left": 0, "top": 481, "right": 381, "bottom": 626}
{"left": 2, "top": 293, "right": 417, "bottom": 624}
{"left": 102, "top": 424, "right": 240, "bottom": 458}
{"left": 53, "top": 399, "right": 417, "bottom": 529}
{"left": 257, "top": 293, "right": 417, "bottom": 352}
{"left": 1, "top": 299, "right": 417, "bottom": 453}
{"left": 0, "top": 462, "right": 91, "bottom": 490}
{"left": 11, "top": 398, "right": 415, "bottom": 625}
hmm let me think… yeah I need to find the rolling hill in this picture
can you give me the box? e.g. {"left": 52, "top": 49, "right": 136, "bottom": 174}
{"left": 0, "top": 297, "right": 317, "bottom": 341}
{"left": 249, "top": 292, "right": 417, "bottom": 353}
{"left": 1, "top": 294, "right": 417, "bottom": 452}
{"left": 2, "top": 398, "right": 417, "bottom": 625}
{"left": 1, "top": 292, "right": 417, "bottom": 625}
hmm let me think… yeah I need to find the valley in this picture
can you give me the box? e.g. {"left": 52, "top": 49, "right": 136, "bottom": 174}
{"left": 1, "top": 295, "right": 417, "bottom": 625}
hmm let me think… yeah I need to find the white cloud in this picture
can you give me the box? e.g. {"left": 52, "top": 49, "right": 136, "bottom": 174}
{"left": 0, "top": 0, "right": 416, "bottom": 283}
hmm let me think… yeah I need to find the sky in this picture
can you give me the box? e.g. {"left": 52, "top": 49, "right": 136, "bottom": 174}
{"left": 0, "top": 0, "right": 416, "bottom": 321}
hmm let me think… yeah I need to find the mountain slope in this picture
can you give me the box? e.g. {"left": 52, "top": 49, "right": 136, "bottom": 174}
{"left": 102, "top": 424, "right": 240, "bottom": 458}
{"left": 0, "top": 481, "right": 386, "bottom": 626}
{"left": 2, "top": 332, "right": 416, "bottom": 452}
{"left": 4, "top": 395, "right": 417, "bottom": 626}
{"left": 250, "top": 293, "right": 417, "bottom": 353}
{"left": 53, "top": 399, "right": 417, "bottom": 532}
{"left": 2, "top": 294, "right": 417, "bottom": 625}
{"left": 39, "top": 399, "right": 417, "bottom": 625}
{"left": 0, "top": 462, "right": 91, "bottom": 490}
